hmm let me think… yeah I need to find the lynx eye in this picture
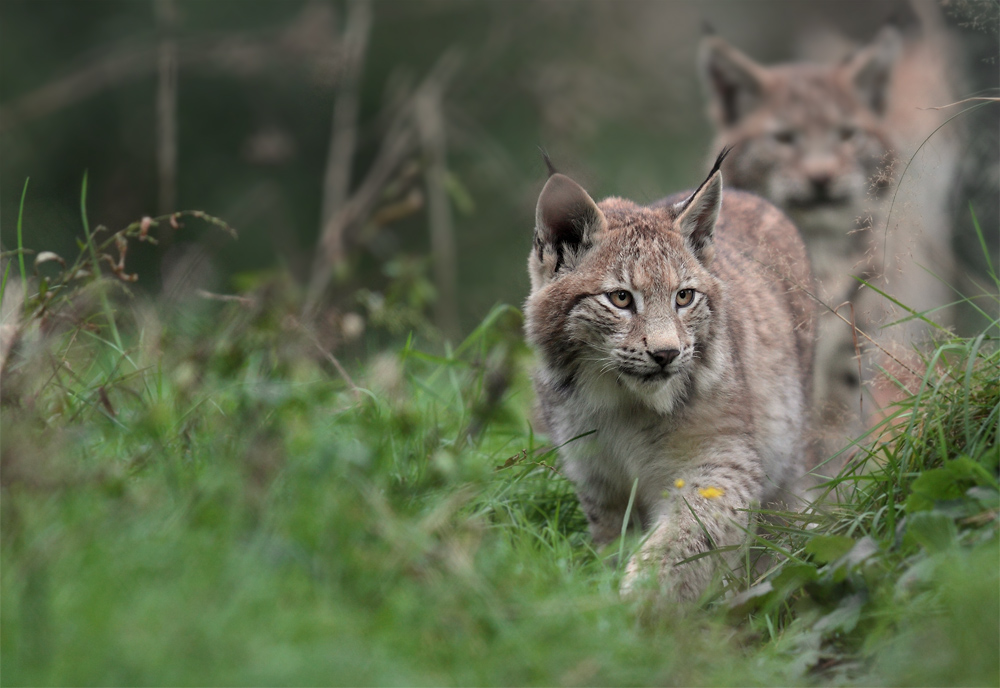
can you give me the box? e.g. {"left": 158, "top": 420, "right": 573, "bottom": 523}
{"left": 608, "top": 290, "right": 633, "bottom": 309}
{"left": 675, "top": 289, "right": 695, "bottom": 308}
{"left": 839, "top": 125, "right": 858, "bottom": 141}
{"left": 773, "top": 129, "right": 797, "bottom": 145}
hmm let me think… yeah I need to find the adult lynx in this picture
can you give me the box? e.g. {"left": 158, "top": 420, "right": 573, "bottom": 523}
{"left": 699, "top": 22, "right": 957, "bottom": 454}
{"left": 524, "top": 153, "right": 816, "bottom": 600}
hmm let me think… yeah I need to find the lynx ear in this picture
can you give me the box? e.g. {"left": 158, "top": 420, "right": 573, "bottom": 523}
{"left": 843, "top": 25, "right": 901, "bottom": 116}
{"left": 674, "top": 150, "right": 727, "bottom": 265}
{"left": 698, "top": 35, "right": 768, "bottom": 126}
{"left": 533, "top": 173, "right": 606, "bottom": 275}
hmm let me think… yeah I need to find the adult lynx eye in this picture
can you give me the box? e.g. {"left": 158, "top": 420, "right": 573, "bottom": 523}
{"left": 675, "top": 289, "right": 695, "bottom": 307}
{"left": 839, "top": 125, "right": 857, "bottom": 141}
{"left": 608, "top": 290, "right": 633, "bottom": 309}
{"left": 773, "top": 130, "right": 796, "bottom": 145}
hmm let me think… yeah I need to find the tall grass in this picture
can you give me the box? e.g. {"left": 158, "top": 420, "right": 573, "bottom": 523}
{"left": 1, "top": 188, "right": 997, "bottom": 686}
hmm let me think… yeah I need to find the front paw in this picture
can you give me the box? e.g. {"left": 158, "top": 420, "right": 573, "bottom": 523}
{"left": 619, "top": 552, "right": 705, "bottom": 602}
{"left": 619, "top": 552, "right": 662, "bottom": 598}
{"left": 618, "top": 558, "right": 644, "bottom": 597}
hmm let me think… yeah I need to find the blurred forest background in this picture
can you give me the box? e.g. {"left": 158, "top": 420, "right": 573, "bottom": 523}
{"left": 2, "top": 3, "right": 999, "bottom": 684}
{"left": 1, "top": 0, "right": 998, "bottom": 344}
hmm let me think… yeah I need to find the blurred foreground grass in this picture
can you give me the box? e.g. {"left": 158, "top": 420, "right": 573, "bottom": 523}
{"left": 1, "top": 202, "right": 997, "bottom": 686}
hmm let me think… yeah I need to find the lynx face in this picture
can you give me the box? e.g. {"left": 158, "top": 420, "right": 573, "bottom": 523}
{"left": 541, "top": 204, "right": 719, "bottom": 415}
{"left": 699, "top": 28, "right": 901, "bottom": 243}
{"left": 526, "top": 169, "right": 723, "bottom": 417}
{"left": 697, "top": 27, "right": 932, "bottom": 469}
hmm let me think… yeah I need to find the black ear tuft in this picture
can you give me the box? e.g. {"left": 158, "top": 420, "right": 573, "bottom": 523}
{"left": 709, "top": 146, "right": 732, "bottom": 177}
{"left": 674, "top": 158, "right": 724, "bottom": 265}
{"left": 538, "top": 147, "right": 558, "bottom": 178}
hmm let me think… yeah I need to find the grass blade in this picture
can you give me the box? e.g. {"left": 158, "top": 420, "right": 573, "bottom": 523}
{"left": 16, "top": 176, "right": 29, "bottom": 302}
{"left": 618, "top": 477, "right": 639, "bottom": 567}
{"left": 79, "top": 171, "right": 124, "bottom": 351}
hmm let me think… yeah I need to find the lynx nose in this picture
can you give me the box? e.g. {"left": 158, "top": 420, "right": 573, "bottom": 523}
{"left": 809, "top": 173, "right": 833, "bottom": 198}
{"left": 649, "top": 349, "right": 680, "bottom": 368}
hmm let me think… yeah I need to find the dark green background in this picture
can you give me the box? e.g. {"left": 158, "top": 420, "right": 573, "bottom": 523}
{"left": 2, "top": 0, "right": 997, "bottom": 334}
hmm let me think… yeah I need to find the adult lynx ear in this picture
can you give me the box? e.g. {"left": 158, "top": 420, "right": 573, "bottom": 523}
{"left": 698, "top": 35, "right": 768, "bottom": 126}
{"left": 842, "top": 25, "right": 901, "bottom": 116}
{"left": 533, "top": 173, "right": 606, "bottom": 277}
{"left": 674, "top": 149, "right": 727, "bottom": 265}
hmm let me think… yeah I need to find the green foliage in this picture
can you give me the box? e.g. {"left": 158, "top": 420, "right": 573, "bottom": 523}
{"left": 727, "top": 227, "right": 1000, "bottom": 683}
{"left": 1, "top": 195, "right": 998, "bottom": 686}
{"left": 728, "top": 331, "right": 999, "bottom": 683}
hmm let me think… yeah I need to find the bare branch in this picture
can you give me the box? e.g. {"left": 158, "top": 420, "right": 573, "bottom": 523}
{"left": 304, "top": 118, "right": 415, "bottom": 317}
{"left": 195, "top": 289, "right": 256, "bottom": 306}
{"left": 0, "top": 44, "right": 155, "bottom": 132}
{"left": 298, "top": 320, "right": 361, "bottom": 401}
{"left": 918, "top": 96, "right": 1000, "bottom": 110}
{"left": 304, "top": 52, "right": 461, "bottom": 318}
{"left": 318, "top": 0, "right": 373, "bottom": 231}
{"left": 0, "top": 5, "right": 343, "bottom": 133}
{"left": 156, "top": 0, "right": 179, "bottom": 216}
{"left": 415, "top": 51, "right": 464, "bottom": 339}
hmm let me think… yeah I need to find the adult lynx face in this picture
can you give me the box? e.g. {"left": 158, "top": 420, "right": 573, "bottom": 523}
{"left": 697, "top": 27, "right": 937, "bottom": 461}
{"left": 698, "top": 27, "right": 901, "bottom": 259}
{"left": 524, "top": 155, "right": 816, "bottom": 601}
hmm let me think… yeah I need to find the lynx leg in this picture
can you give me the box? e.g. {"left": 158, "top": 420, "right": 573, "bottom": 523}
{"left": 620, "top": 456, "right": 761, "bottom": 601}
{"left": 812, "top": 313, "right": 865, "bottom": 471}
{"left": 576, "top": 480, "right": 634, "bottom": 548}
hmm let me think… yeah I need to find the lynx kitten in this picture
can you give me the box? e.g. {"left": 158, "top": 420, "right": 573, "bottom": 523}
{"left": 524, "top": 153, "right": 816, "bottom": 600}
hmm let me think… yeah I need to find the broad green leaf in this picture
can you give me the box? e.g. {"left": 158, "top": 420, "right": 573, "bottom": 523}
{"left": 771, "top": 563, "right": 819, "bottom": 597}
{"left": 906, "top": 468, "right": 964, "bottom": 513}
{"left": 946, "top": 455, "right": 999, "bottom": 489}
{"left": 905, "top": 511, "right": 958, "bottom": 553}
{"left": 805, "top": 535, "right": 855, "bottom": 564}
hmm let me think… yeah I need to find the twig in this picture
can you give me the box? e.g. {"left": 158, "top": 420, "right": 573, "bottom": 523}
{"left": 415, "top": 52, "right": 462, "bottom": 339}
{"left": 195, "top": 289, "right": 256, "bottom": 306}
{"left": 918, "top": 96, "right": 1000, "bottom": 110}
{"left": 155, "top": 0, "right": 179, "bottom": 216}
{"left": 495, "top": 448, "right": 562, "bottom": 477}
{"left": 0, "top": 6, "right": 342, "bottom": 133}
{"left": 303, "top": 323, "right": 361, "bottom": 401}
{"left": 318, "top": 0, "right": 372, "bottom": 233}
{"left": 304, "top": 115, "right": 415, "bottom": 317}
{"left": 303, "top": 53, "right": 461, "bottom": 318}
{"left": 0, "top": 44, "right": 154, "bottom": 132}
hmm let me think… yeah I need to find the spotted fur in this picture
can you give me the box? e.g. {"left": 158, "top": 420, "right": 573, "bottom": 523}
{"left": 524, "top": 159, "right": 816, "bottom": 601}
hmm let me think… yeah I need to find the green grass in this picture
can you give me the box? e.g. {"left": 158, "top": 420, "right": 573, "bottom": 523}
{"left": 1, "top": 200, "right": 997, "bottom": 686}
